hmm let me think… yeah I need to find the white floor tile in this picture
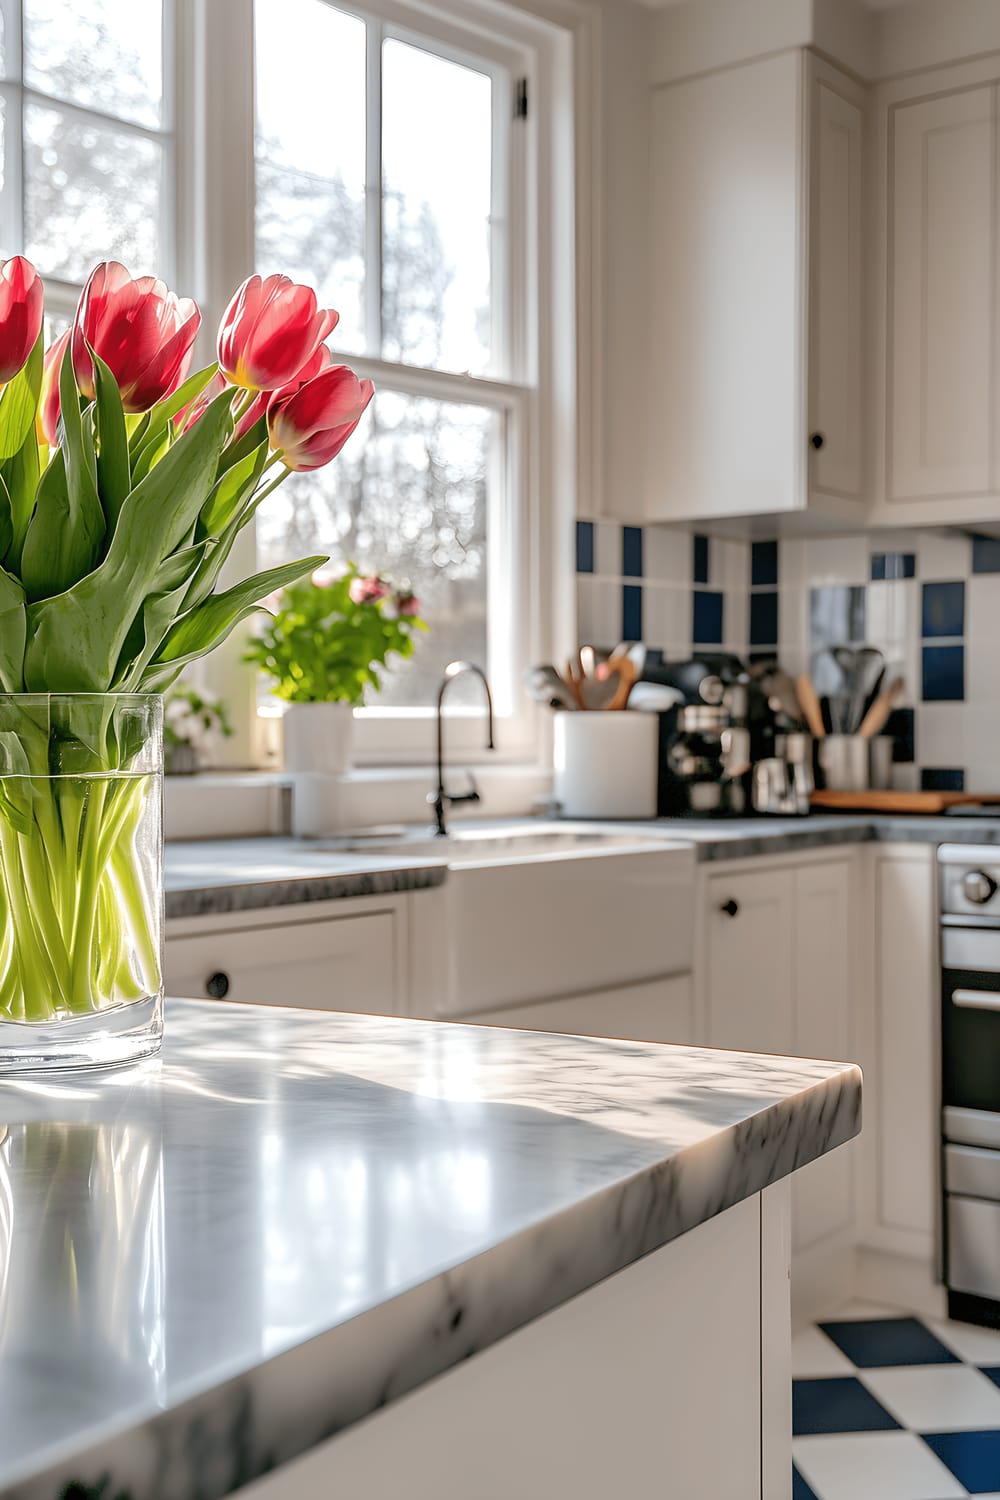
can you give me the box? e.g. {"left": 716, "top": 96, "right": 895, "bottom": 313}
{"left": 828, "top": 1300, "right": 909, "bottom": 1322}
{"left": 792, "top": 1431, "right": 965, "bottom": 1500}
{"left": 792, "top": 1324, "right": 854, "bottom": 1377}
{"left": 861, "top": 1363, "right": 1000, "bottom": 1431}
{"left": 929, "top": 1315, "right": 1000, "bottom": 1365}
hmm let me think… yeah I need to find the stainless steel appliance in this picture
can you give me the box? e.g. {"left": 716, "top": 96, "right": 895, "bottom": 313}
{"left": 939, "top": 845, "right": 1000, "bottom": 1326}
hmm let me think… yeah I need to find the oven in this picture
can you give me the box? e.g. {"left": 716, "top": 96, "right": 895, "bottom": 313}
{"left": 940, "top": 846, "right": 1000, "bottom": 1327}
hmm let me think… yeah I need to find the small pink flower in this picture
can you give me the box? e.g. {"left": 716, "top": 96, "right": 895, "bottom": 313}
{"left": 349, "top": 576, "right": 389, "bottom": 605}
{"left": 397, "top": 591, "right": 420, "bottom": 617}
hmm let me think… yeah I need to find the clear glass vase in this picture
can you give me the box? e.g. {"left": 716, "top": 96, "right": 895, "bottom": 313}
{"left": 0, "top": 694, "right": 163, "bottom": 1071}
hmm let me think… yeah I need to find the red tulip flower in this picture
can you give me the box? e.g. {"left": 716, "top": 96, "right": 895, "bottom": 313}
{"left": 0, "top": 256, "right": 44, "bottom": 386}
{"left": 218, "top": 274, "right": 339, "bottom": 392}
{"left": 36, "top": 330, "right": 70, "bottom": 445}
{"left": 268, "top": 365, "right": 374, "bottom": 472}
{"left": 72, "top": 261, "right": 201, "bottom": 413}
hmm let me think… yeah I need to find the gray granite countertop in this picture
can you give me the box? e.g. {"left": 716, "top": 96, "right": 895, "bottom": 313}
{"left": 165, "top": 836, "right": 448, "bottom": 918}
{"left": 0, "top": 999, "right": 861, "bottom": 1500}
{"left": 647, "top": 813, "right": 1000, "bottom": 861}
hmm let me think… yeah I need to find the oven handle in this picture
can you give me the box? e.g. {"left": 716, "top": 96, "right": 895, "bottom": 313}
{"left": 952, "top": 988, "right": 1000, "bottom": 1012}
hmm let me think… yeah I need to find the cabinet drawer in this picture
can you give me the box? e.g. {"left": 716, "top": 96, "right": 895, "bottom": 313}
{"left": 165, "top": 911, "right": 399, "bottom": 1013}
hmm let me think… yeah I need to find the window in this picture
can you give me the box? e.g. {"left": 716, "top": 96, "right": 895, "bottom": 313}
{"left": 0, "top": 0, "right": 172, "bottom": 326}
{"left": 253, "top": 0, "right": 531, "bottom": 743}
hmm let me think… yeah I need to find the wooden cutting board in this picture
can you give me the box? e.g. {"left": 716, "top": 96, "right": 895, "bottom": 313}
{"left": 811, "top": 790, "right": 1000, "bottom": 814}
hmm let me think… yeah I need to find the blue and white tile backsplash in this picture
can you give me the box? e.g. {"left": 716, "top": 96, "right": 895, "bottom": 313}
{"left": 576, "top": 521, "right": 1000, "bottom": 792}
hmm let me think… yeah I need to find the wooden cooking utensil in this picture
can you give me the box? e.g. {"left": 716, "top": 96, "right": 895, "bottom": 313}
{"left": 857, "top": 676, "right": 905, "bottom": 739}
{"left": 604, "top": 655, "right": 638, "bottom": 710}
{"left": 796, "top": 674, "right": 826, "bottom": 740}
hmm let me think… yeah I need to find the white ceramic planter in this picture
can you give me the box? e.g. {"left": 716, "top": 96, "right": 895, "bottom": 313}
{"left": 554, "top": 711, "right": 659, "bottom": 820}
{"left": 282, "top": 702, "right": 355, "bottom": 837}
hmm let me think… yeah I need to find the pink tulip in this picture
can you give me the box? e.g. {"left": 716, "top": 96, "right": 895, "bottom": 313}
{"left": 349, "top": 575, "right": 390, "bottom": 605}
{"left": 36, "top": 330, "right": 70, "bottom": 445}
{"left": 396, "top": 590, "right": 421, "bottom": 617}
{"left": 268, "top": 364, "right": 374, "bottom": 472}
{"left": 218, "top": 274, "right": 339, "bottom": 392}
{"left": 72, "top": 261, "right": 201, "bottom": 413}
{"left": 0, "top": 256, "right": 44, "bottom": 385}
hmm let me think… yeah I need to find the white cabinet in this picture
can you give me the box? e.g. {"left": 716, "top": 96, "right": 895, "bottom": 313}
{"left": 644, "top": 51, "right": 864, "bottom": 522}
{"left": 464, "top": 974, "right": 695, "bottom": 1046}
{"left": 165, "top": 898, "right": 405, "bottom": 1014}
{"left": 701, "top": 855, "right": 857, "bottom": 1264}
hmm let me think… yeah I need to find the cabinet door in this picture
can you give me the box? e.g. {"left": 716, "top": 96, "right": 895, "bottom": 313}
{"left": 889, "top": 86, "right": 996, "bottom": 501}
{"left": 462, "top": 974, "right": 695, "bottom": 1046}
{"left": 704, "top": 869, "right": 795, "bottom": 1054}
{"left": 809, "top": 65, "right": 864, "bottom": 501}
{"left": 792, "top": 860, "right": 855, "bottom": 1250}
{"left": 165, "top": 911, "right": 399, "bottom": 1013}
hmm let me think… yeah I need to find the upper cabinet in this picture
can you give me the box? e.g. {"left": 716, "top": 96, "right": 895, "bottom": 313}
{"left": 644, "top": 52, "right": 864, "bottom": 524}
{"left": 869, "top": 62, "right": 1000, "bottom": 526}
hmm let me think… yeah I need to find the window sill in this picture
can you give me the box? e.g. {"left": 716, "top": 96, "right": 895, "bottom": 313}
{"left": 164, "top": 763, "right": 554, "bottom": 841}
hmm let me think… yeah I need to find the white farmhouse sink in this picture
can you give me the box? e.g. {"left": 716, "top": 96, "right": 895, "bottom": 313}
{"left": 307, "top": 822, "right": 696, "bottom": 1017}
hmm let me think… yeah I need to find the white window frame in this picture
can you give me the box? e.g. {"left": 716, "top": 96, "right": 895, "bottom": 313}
{"left": 0, "top": 0, "right": 177, "bottom": 323}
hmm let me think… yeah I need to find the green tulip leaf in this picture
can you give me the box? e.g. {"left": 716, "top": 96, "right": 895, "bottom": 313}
{"left": 23, "top": 389, "right": 234, "bottom": 692}
{"left": 113, "top": 543, "right": 210, "bottom": 691}
{"left": 92, "top": 350, "right": 130, "bottom": 534}
{"left": 199, "top": 443, "right": 268, "bottom": 538}
{"left": 129, "top": 363, "right": 218, "bottom": 477}
{"left": 0, "top": 566, "right": 26, "bottom": 693}
{"left": 0, "top": 334, "right": 42, "bottom": 464}
{"left": 0, "top": 473, "right": 14, "bottom": 565}
{"left": 0, "top": 421, "right": 41, "bottom": 571}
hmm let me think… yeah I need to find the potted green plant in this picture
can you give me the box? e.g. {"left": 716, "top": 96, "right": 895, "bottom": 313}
{"left": 164, "top": 687, "right": 233, "bottom": 774}
{"left": 245, "top": 566, "right": 426, "bottom": 834}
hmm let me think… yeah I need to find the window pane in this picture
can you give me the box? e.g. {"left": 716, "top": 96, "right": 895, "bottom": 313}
{"left": 24, "top": 102, "right": 163, "bottom": 281}
{"left": 382, "top": 40, "right": 494, "bottom": 376}
{"left": 257, "top": 392, "right": 494, "bottom": 708}
{"left": 23, "top": 0, "right": 163, "bottom": 129}
{"left": 255, "top": 0, "right": 366, "bottom": 354}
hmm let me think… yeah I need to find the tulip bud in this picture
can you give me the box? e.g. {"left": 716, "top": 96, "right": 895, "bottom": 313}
{"left": 0, "top": 256, "right": 44, "bottom": 386}
{"left": 268, "top": 365, "right": 374, "bottom": 473}
{"left": 72, "top": 261, "right": 201, "bottom": 414}
{"left": 397, "top": 591, "right": 421, "bottom": 617}
{"left": 36, "top": 330, "right": 70, "bottom": 446}
{"left": 349, "top": 575, "right": 390, "bottom": 605}
{"left": 218, "top": 274, "right": 339, "bottom": 392}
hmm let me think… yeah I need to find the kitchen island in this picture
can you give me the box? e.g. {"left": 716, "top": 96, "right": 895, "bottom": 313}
{"left": 0, "top": 999, "right": 861, "bottom": 1500}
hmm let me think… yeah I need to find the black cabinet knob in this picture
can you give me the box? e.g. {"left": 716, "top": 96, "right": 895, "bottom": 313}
{"left": 810, "top": 432, "right": 825, "bottom": 451}
{"left": 206, "top": 971, "right": 231, "bottom": 999}
{"left": 720, "top": 899, "right": 740, "bottom": 918}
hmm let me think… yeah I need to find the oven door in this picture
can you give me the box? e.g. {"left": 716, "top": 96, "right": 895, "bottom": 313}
{"left": 942, "top": 927, "right": 1000, "bottom": 1115}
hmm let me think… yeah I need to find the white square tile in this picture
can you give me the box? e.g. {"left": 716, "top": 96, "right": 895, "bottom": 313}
{"left": 724, "top": 588, "right": 748, "bottom": 654}
{"left": 929, "top": 1315, "right": 1000, "bottom": 1365}
{"left": 861, "top": 1363, "right": 1000, "bottom": 1432}
{"left": 644, "top": 526, "right": 690, "bottom": 586}
{"left": 594, "top": 521, "right": 621, "bottom": 578}
{"left": 644, "top": 586, "right": 690, "bottom": 653}
{"left": 715, "top": 536, "right": 749, "bottom": 592}
{"left": 792, "top": 1431, "right": 965, "bottom": 1500}
{"left": 892, "top": 763, "right": 920, "bottom": 792}
{"left": 576, "top": 577, "right": 619, "bottom": 649}
{"left": 792, "top": 1324, "right": 854, "bottom": 1377}
{"left": 919, "top": 530, "right": 972, "bottom": 581}
{"left": 917, "top": 702, "right": 965, "bottom": 766}
{"left": 968, "top": 575, "right": 1000, "bottom": 703}
{"left": 778, "top": 587, "right": 808, "bottom": 650}
{"left": 960, "top": 707, "right": 1000, "bottom": 793}
{"left": 867, "top": 579, "right": 917, "bottom": 651}
{"left": 780, "top": 537, "right": 808, "bottom": 587}
{"left": 804, "top": 534, "right": 869, "bottom": 586}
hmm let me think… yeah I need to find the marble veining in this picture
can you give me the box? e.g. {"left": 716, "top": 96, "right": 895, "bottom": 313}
{"left": 0, "top": 999, "right": 860, "bottom": 1500}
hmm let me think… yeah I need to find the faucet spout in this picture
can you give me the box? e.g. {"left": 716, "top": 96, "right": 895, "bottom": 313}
{"left": 432, "top": 661, "right": 496, "bottom": 837}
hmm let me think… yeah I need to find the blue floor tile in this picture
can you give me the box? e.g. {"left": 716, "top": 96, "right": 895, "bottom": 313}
{"left": 819, "top": 1317, "right": 960, "bottom": 1369}
{"left": 793, "top": 1376, "right": 901, "bottom": 1435}
{"left": 792, "top": 1464, "right": 819, "bottom": 1500}
{"left": 982, "top": 1366, "right": 1000, "bottom": 1391}
{"left": 924, "top": 1429, "right": 1000, "bottom": 1492}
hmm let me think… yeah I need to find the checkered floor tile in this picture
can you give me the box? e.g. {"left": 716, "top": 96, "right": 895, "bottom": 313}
{"left": 792, "top": 1307, "right": 1000, "bottom": 1498}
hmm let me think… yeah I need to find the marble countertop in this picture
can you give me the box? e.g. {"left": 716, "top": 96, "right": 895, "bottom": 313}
{"left": 165, "top": 836, "right": 448, "bottom": 918}
{"left": 0, "top": 999, "right": 861, "bottom": 1500}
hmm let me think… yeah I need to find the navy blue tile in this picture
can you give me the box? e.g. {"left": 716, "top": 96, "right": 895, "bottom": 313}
{"left": 693, "top": 533, "right": 709, "bottom": 585}
{"left": 793, "top": 1377, "right": 900, "bottom": 1436}
{"left": 622, "top": 584, "right": 642, "bottom": 642}
{"left": 751, "top": 539, "right": 778, "bottom": 587}
{"left": 922, "top": 580, "right": 965, "bottom": 638}
{"left": 622, "top": 525, "right": 643, "bottom": 578}
{"left": 924, "top": 1429, "right": 1000, "bottom": 1493}
{"left": 645, "top": 648, "right": 664, "bottom": 667}
{"left": 922, "top": 767, "right": 966, "bottom": 792}
{"left": 792, "top": 1467, "right": 819, "bottom": 1500}
{"left": 749, "top": 590, "right": 779, "bottom": 646}
{"left": 749, "top": 649, "right": 779, "bottom": 665}
{"left": 923, "top": 644, "right": 965, "bottom": 702}
{"left": 973, "top": 535, "right": 1000, "bottom": 574}
{"left": 692, "top": 589, "right": 723, "bottom": 645}
{"left": 819, "top": 1317, "right": 959, "bottom": 1369}
{"left": 871, "top": 551, "right": 916, "bottom": 581}
{"left": 810, "top": 586, "right": 866, "bottom": 647}
{"left": 886, "top": 706, "right": 915, "bottom": 764}
{"left": 575, "top": 520, "right": 594, "bottom": 574}
{"left": 982, "top": 1367, "right": 1000, "bottom": 1390}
